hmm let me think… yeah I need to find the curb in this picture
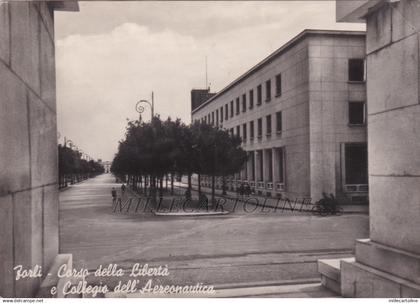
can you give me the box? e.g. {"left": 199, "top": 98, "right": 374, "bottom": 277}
{"left": 213, "top": 278, "right": 321, "bottom": 290}
{"left": 152, "top": 210, "right": 229, "bottom": 216}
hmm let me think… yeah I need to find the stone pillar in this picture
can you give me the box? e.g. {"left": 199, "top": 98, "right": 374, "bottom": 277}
{"left": 340, "top": 0, "right": 420, "bottom": 297}
{"left": 246, "top": 152, "right": 251, "bottom": 182}
{"left": 0, "top": 2, "right": 77, "bottom": 297}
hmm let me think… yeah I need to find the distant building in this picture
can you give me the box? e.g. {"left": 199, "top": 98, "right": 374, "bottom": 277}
{"left": 191, "top": 29, "right": 367, "bottom": 204}
{"left": 103, "top": 161, "right": 111, "bottom": 173}
{"left": 191, "top": 88, "right": 216, "bottom": 112}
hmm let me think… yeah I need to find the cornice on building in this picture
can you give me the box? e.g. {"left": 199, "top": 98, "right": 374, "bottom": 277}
{"left": 191, "top": 29, "right": 366, "bottom": 115}
{"left": 336, "top": 0, "right": 388, "bottom": 23}
{"left": 48, "top": 1, "right": 79, "bottom": 12}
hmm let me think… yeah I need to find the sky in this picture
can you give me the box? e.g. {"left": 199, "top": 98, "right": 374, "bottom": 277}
{"left": 55, "top": 1, "right": 365, "bottom": 161}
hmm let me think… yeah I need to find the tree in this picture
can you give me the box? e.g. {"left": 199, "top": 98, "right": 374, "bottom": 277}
{"left": 111, "top": 116, "right": 247, "bottom": 209}
{"left": 58, "top": 145, "right": 104, "bottom": 188}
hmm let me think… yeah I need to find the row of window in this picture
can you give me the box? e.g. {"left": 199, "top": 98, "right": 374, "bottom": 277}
{"left": 239, "top": 143, "right": 367, "bottom": 186}
{"left": 233, "top": 101, "right": 364, "bottom": 141}
{"left": 199, "top": 59, "right": 365, "bottom": 126}
{"left": 202, "top": 142, "right": 367, "bottom": 189}
{"left": 200, "top": 73, "right": 282, "bottom": 125}
{"left": 245, "top": 148, "right": 285, "bottom": 183}
{"left": 226, "top": 111, "right": 283, "bottom": 142}
{"left": 197, "top": 101, "right": 365, "bottom": 144}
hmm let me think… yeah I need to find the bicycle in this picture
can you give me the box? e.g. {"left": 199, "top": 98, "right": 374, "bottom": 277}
{"left": 311, "top": 195, "right": 343, "bottom": 216}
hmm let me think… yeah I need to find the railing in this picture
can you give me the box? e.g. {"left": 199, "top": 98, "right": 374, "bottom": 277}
{"left": 344, "top": 184, "right": 368, "bottom": 192}
{"left": 276, "top": 182, "right": 285, "bottom": 192}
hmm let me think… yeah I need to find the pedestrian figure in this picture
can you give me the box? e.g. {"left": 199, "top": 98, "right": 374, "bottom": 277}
{"left": 121, "top": 184, "right": 126, "bottom": 196}
{"left": 328, "top": 193, "right": 337, "bottom": 214}
{"left": 319, "top": 192, "right": 337, "bottom": 214}
{"left": 238, "top": 183, "right": 245, "bottom": 197}
{"left": 199, "top": 192, "right": 208, "bottom": 207}
{"left": 185, "top": 189, "right": 192, "bottom": 202}
{"left": 111, "top": 187, "right": 117, "bottom": 205}
{"left": 244, "top": 184, "right": 252, "bottom": 196}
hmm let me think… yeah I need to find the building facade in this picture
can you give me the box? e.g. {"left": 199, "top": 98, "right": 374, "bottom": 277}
{"left": 0, "top": 1, "right": 78, "bottom": 297}
{"left": 335, "top": 0, "right": 420, "bottom": 297}
{"left": 191, "top": 30, "right": 367, "bottom": 204}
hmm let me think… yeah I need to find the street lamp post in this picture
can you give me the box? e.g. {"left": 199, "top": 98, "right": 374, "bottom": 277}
{"left": 135, "top": 92, "right": 154, "bottom": 121}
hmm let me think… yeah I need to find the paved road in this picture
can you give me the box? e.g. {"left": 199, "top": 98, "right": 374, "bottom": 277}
{"left": 59, "top": 174, "right": 369, "bottom": 296}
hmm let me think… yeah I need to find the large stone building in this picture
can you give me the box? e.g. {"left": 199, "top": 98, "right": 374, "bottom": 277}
{"left": 0, "top": 1, "right": 78, "bottom": 297}
{"left": 191, "top": 30, "right": 368, "bottom": 204}
{"left": 334, "top": 0, "right": 420, "bottom": 297}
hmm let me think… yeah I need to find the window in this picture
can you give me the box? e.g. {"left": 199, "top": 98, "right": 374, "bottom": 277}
{"left": 345, "top": 144, "right": 368, "bottom": 184}
{"left": 267, "top": 149, "right": 273, "bottom": 182}
{"left": 243, "top": 124, "right": 247, "bottom": 141}
{"left": 220, "top": 106, "right": 224, "bottom": 122}
{"left": 265, "top": 79, "right": 271, "bottom": 101}
{"left": 257, "top": 85, "right": 262, "bottom": 105}
{"left": 266, "top": 115, "right": 272, "bottom": 135}
{"left": 242, "top": 94, "right": 246, "bottom": 112}
{"left": 225, "top": 104, "right": 228, "bottom": 120}
{"left": 230, "top": 101, "right": 234, "bottom": 117}
{"left": 349, "top": 102, "right": 365, "bottom": 125}
{"left": 230, "top": 128, "right": 234, "bottom": 136}
{"left": 211, "top": 112, "right": 214, "bottom": 125}
{"left": 236, "top": 125, "right": 240, "bottom": 137}
{"left": 236, "top": 98, "right": 240, "bottom": 115}
{"left": 275, "top": 73, "right": 282, "bottom": 96}
{"left": 207, "top": 114, "right": 210, "bottom": 124}
{"left": 250, "top": 121, "right": 254, "bottom": 139}
{"left": 249, "top": 90, "right": 254, "bottom": 109}
{"left": 348, "top": 59, "right": 364, "bottom": 82}
{"left": 257, "top": 118, "right": 262, "bottom": 138}
{"left": 277, "top": 148, "right": 284, "bottom": 183}
{"left": 276, "top": 111, "right": 282, "bottom": 133}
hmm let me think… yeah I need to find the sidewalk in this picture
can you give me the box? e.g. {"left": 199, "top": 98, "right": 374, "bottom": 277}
{"left": 174, "top": 181, "right": 369, "bottom": 215}
{"left": 105, "top": 280, "right": 337, "bottom": 298}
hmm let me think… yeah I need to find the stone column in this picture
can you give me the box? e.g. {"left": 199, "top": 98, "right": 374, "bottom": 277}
{"left": 340, "top": 0, "right": 420, "bottom": 297}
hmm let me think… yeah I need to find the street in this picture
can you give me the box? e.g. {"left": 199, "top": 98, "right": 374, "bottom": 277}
{"left": 59, "top": 173, "right": 369, "bottom": 296}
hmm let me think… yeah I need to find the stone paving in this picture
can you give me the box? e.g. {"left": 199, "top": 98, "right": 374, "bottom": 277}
{"left": 59, "top": 173, "right": 369, "bottom": 297}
